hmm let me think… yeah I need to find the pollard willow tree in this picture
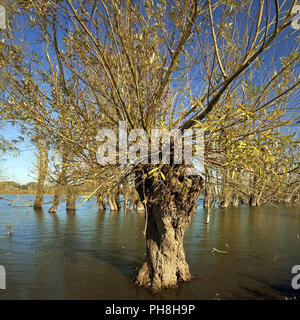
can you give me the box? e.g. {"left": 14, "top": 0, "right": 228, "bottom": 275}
{"left": 2, "top": 0, "right": 300, "bottom": 289}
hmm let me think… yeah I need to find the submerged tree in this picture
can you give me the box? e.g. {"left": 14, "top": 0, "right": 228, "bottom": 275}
{"left": 1, "top": 0, "right": 299, "bottom": 289}
{"left": 33, "top": 121, "right": 49, "bottom": 208}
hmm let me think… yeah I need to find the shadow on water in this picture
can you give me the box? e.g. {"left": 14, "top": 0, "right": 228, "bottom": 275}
{"left": 75, "top": 209, "right": 142, "bottom": 282}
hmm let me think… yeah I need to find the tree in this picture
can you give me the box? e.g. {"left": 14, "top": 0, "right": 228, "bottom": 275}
{"left": 33, "top": 121, "right": 49, "bottom": 208}
{"left": 1, "top": 0, "right": 299, "bottom": 289}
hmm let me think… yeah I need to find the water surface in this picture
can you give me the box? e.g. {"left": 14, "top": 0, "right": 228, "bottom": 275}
{"left": 0, "top": 194, "right": 299, "bottom": 299}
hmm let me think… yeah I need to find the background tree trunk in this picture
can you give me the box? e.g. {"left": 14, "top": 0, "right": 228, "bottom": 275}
{"left": 66, "top": 185, "right": 77, "bottom": 210}
{"left": 49, "top": 192, "right": 60, "bottom": 213}
{"left": 108, "top": 192, "right": 118, "bottom": 211}
{"left": 96, "top": 190, "right": 106, "bottom": 210}
{"left": 232, "top": 194, "right": 239, "bottom": 207}
{"left": 49, "top": 162, "right": 67, "bottom": 213}
{"left": 136, "top": 200, "right": 145, "bottom": 212}
{"left": 218, "top": 169, "right": 232, "bottom": 208}
{"left": 33, "top": 123, "right": 49, "bottom": 209}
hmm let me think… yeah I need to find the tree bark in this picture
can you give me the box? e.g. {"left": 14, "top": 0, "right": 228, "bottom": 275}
{"left": 232, "top": 193, "right": 239, "bottom": 207}
{"left": 218, "top": 169, "right": 232, "bottom": 208}
{"left": 33, "top": 123, "right": 49, "bottom": 209}
{"left": 203, "top": 168, "right": 213, "bottom": 208}
{"left": 49, "top": 155, "right": 68, "bottom": 213}
{"left": 128, "top": 187, "right": 140, "bottom": 211}
{"left": 128, "top": 199, "right": 135, "bottom": 211}
{"left": 108, "top": 193, "right": 118, "bottom": 211}
{"left": 66, "top": 185, "right": 77, "bottom": 210}
{"left": 33, "top": 153, "right": 48, "bottom": 209}
{"left": 219, "top": 190, "right": 232, "bottom": 208}
{"left": 134, "top": 164, "right": 203, "bottom": 290}
{"left": 115, "top": 186, "right": 121, "bottom": 209}
{"left": 49, "top": 192, "right": 59, "bottom": 213}
{"left": 136, "top": 200, "right": 145, "bottom": 212}
{"left": 96, "top": 191, "right": 106, "bottom": 210}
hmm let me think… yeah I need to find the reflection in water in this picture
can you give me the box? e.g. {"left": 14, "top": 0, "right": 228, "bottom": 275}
{"left": 0, "top": 194, "right": 299, "bottom": 299}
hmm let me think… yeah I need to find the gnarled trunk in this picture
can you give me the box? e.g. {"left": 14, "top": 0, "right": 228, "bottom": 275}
{"left": 134, "top": 164, "right": 202, "bottom": 290}
{"left": 135, "top": 205, "right": 191, "bottom": 288}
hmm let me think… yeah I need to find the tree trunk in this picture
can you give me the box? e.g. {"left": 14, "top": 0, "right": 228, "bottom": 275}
{"left": 108, "top": 193, "right": 118, "bottom": 211}
{"left": 134, "top": 164, "right": 203, "bottom": 290}
{"left": 66, "top": 185, "right": 77, "bottom": 210}
{"left": 128, "top": 187, "right": 139, "bottom": 211}
{"left": 232, "top": 193, "right": 239, "bottom": 207}
{"left": 203, "top": 168, "right": 212, "bottom": 209}
{"left": 97, "top": 199, "right": 106, "bottom": 210}
{"left": 115, "top": 186, "right": 121, "bottom": 209}
{"left": 96, "top": 193, "right": 106, "bottom": 210}
{"left": 249, "top": 176, "right": 258, "bottom": 206}
{"left": 129, "top": 199, "right": 135, "bottom": 211}
{"left": 203, "top": 168, "right": 211, "bottom": 209}
{"left": 33, "top": 154, "right": 48, "bottom": 208}
{"left": 124, "top": 195, "right": 129, "bottom": 211}
{"left": 219, "top": 190, "right": 232, "bottom": 208}
{"left": 121, "top": 179, "right": 129, "bottom": 211}
{"left": 33, "top": 122, "right": 49, "bottom": 209}
{"left": 49, "top": 192, "right": 59, "bottom": 213}
{"left": 205, "top": 207, "right": 211, "bottom": 224}
{"left": 218, "top": 169, "right": 232, "bottom": 208}
{"left": 210, "top": 186, "right": 216, "bottom": 208}
{"left": 136, "top": 200, "right": 145, "bottom": 212}
{"left": 95, "top": 189, "right": 106, "bottom": 210}
{"left": 49, "top": 155, "right": 68, "bottom": 213}
{"left": 203, "top": 187, "right": 211, "bottom": 209}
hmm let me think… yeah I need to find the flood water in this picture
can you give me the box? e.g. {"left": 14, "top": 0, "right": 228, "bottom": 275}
{"left": 0, "top": 194, "right": 299, "bottom": 300}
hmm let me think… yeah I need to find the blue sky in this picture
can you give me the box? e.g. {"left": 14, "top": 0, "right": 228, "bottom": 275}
{"left": 0, "top": 123, "right": 36, "bottom": 184}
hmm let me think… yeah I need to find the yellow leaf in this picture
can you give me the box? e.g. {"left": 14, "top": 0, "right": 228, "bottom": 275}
{"left": 160, "top": 172, "right": 166, "bottom": 180}
{"left": 285, "top": 119, "right": 294, "bottom": 125}
{"left": 148, "top": 167, "right": 159, "bottom": 175}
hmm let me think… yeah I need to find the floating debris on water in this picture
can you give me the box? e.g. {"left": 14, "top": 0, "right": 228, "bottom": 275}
{"left": 5, "top": 225, "right": 14, "bottom": 235}
{"left": 212, "top": 247, "right": 228, "bottom": 254}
